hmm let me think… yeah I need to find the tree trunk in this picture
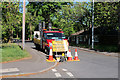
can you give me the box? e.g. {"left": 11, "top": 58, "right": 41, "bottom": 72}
{"left": 86, "top": 18, "right": 87, "bottom": 30}
{"left": 45, "top": 15, "right": 50, "bottom": 29}
{"left": 88, "top": 21, "right": 91, "bottom": 45}
{"left": 8, "top": 30, "right": 13, "bottom": 43}
{"left": 17, "top": 32, "right": 18, "bottom": 38}
{"left": 29, "top": 23, "right": 32, "bottom": 40}
{"left": 88, "top": 35, "right": 90, "bottom": 45}
{"left": 30, "top": 31, "right": 32, "bottom": 40}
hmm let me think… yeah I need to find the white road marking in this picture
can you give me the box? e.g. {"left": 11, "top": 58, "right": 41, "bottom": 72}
{"left": 0, "top": 68, "right": 19, "bottom": 74}
{"left": 66, "top": 72, "right": 74, "bottom": 77}
{"left": 32, "top": 46, "right": 36, "bottom": 48}
{"left": 62, "top": 69, "right": 67, "bottom": 72}
{"left": 52, "top": 69, "right": 57, "bottom": 72}
{"left": 55, "top": 73, "right": 62, "bottom": 78}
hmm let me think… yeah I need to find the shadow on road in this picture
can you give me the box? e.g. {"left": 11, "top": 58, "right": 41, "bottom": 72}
{"left": 31, "top": 46, "right": 50, "bottom": 59}
{"left": 31, "top": 46, "right": 45, "bottom": 54}
{"left": 31, "top": 45, "right": 58, "bottom": 59}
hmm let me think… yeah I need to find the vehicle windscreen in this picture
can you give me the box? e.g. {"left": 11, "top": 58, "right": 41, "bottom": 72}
{"left": 44, "top": 33, "right": 66, "bottom": 39}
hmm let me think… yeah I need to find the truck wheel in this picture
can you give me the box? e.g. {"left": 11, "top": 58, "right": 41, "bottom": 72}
{"left": 36, "top": 44, "right": 38, "bottom": 49}
{"left": 34, "top": 43, "right": 37, "bottom": 49}
{"left": 36, "top": 44, "right": 40, "bottom": 50}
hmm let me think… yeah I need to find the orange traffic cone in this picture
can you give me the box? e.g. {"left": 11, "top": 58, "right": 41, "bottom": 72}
{"left": 74, "top": 49, "right": 80, "bottom": 61}
{"left": 46, "top": 46, "right": 55, "bottom": 62}
{"left": 67, "top": 49, "right": 73, "bottom": 61}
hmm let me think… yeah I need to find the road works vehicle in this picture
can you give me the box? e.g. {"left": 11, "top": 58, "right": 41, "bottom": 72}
{"left": 33, "top": 25, "right": 69, "bottom": 59}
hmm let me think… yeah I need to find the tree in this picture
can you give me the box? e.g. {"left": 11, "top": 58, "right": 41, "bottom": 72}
{"left": 52, "top": 4, "right": 75, "bottom": 36}
{"left": 2, "top": 2, "right": 22, "bottom": 42}
{"left": 94, "top": 2, "right": 119, "bottom": 34}
{"left": 25, "top": 12, "right": 37, "bottom": 40}
{"left": 27, "top": 2, "right": 67, "bottom": 29}
{"left": 52, "top": 2, "right": 91, "bottom": 36}
{"left": 72, "top": 2, "right": 92, "bottom": 31}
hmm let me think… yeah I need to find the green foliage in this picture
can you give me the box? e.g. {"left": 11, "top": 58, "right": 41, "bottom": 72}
{"left": 2, "top": 2, "right": 119, "bottom": 42}
{"left": 94, "top": 2, "right": 119, "bottom": 31}
{"left": 52, "top": 2, "right": 91, "bottom": 36}
{"left": 94, "top": 45, "right": 118, "bottom": 52}
{"left": 52, "top": 4, "right": 75, "bottom": 36}
{"left": 1, "top": 2, "right": 92, "bottom": 38}
{"left": 2, "top": 2, "right": 22, "bottom": 42}
{"left": 27, "top": 2, "right": 64, "bottom": 28}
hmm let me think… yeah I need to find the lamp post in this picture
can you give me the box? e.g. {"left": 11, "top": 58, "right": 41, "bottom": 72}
{"left": 92, "top": 0, "right": 94, "bottom": 49}
{"left": 22, "top": 0, "right": 25, "bottom": 50}
{"left": 118, "top": 7, "right": 120, "bottom": 52}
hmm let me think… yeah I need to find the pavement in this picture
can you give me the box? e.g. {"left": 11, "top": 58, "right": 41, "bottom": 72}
{"left": 1, "top": 42, "right": 57, "bottom": 77}
{"left": 1, "top": 42, "right": 119, "bottom": 78}
{"left": 70, "top": 46, "right": 119, "bottom": 57}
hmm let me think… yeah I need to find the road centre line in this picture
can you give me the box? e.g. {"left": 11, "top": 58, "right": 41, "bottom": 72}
{"left": 55, "top": 73, "right": 62, "bottom": 78}
{"left": 0, "top": 68, "right": 19, "bottom": 74}
{"left": 52, "top": 69, "right": 57, "bottom": 72}
{"left": 66, "top": 72, "right": 74, "bottom": 77}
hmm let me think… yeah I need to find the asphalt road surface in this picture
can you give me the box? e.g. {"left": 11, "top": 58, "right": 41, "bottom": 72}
{"left": 2, "top": 42, "right": 118, "bottom": 78}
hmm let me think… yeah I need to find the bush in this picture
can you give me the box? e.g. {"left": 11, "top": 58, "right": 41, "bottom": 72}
{"left": 94, "top": 45, "right": 118, "bottom": 52}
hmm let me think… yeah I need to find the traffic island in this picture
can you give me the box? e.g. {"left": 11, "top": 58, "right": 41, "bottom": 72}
{"left": 1, "top": 43, "right": 31, "bottom": 63}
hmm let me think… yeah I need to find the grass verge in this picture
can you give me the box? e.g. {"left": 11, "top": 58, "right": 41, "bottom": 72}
{"left": 1, "top": 43, "right": 31, "bottom": 63}
{"left": 70, "top": 42, "right": 118, "bottom": 52}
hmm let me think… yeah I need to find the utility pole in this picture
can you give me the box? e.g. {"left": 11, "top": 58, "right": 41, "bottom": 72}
{"left": 118, "top": 6, "right": 120, "bottom": 52}
{"left": 92, "top": 0, "right": 94, "bottom": 49}
{"left": 22, "top": 0, "right": 25, "bottom": 50}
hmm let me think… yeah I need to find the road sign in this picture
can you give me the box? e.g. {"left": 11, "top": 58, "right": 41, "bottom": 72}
{"left": 52, "top": 40, "right": 68, "bottom": 52}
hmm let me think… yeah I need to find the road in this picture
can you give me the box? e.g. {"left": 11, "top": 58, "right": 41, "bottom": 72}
{"left": 1, "top": 42, "right": 118, "bottom": 78}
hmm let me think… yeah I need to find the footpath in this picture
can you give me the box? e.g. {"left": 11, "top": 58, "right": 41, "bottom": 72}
{"left": 1, "top": 43, "right": 58, "bottom": 78}
{"left": 70, "top": 46, "right": 119, "bottom": 57}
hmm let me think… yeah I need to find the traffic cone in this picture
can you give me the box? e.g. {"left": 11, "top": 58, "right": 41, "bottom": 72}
{"left": 67, "top": 49, "right": 73, "bottom": 61}
{"left": 74, "top": 49, "right": 80, "bottom": 61}
{"left": 46, "top": 46, "right": 55, "bottom": 62}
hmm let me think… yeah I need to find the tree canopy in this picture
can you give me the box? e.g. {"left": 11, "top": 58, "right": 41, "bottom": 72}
{"left": 1, "top": 2, "right": 119, "bottom": 42}
{"left": 94, "top": 2, "right": 119, "bottom": 30}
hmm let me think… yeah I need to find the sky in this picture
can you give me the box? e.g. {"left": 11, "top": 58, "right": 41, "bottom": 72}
{"left": 19, "top": 0, "right": 29, "bottom": 13}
